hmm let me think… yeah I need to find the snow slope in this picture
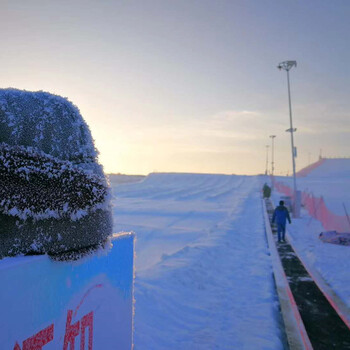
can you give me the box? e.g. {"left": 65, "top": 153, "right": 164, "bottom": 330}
{"left": 276, "top": 158, "right": 350, "bottom": 214}
{"left": 112, "top": 173, "right": 285, "bottom": 349}
{"left": 299, "top": 158, "right": 350, "bottom": 178}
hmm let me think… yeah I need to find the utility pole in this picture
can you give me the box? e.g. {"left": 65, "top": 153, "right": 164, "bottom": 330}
{"left": 265, "top": 145, "right": 269, "bottom": 175}
{"left": 278, "top": 60, "right": 300, "bottom": 217}
{"left": 270, "top": 135, "right": 276, "bottom": 176}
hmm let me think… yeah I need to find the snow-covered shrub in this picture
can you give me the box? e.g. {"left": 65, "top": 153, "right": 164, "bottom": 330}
{"left": 0, "top": 88, "right": 101, "bottom": 174}
{"left": 0, "top": 89, "right": 112, "bottom": 258}
{"left": 0, "top": 143, "right": 109, "bottom": 221}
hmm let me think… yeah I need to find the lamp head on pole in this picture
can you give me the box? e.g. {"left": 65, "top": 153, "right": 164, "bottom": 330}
{"left": 277, "top": 61, "right": 297, "bottom": 71}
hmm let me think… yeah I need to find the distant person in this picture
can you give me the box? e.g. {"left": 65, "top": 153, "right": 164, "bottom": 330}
{"left": 262, "top": 183, "right": 271, "bottom": 198}
{"left": 272, "top": 200, "right": 291, "bottom": 243}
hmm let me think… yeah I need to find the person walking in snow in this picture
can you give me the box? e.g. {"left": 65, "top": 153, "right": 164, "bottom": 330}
{"left": 262, "top": 183, "right": 271, "bottom": 198}
{"left": 272, "top": 200, "right": 291, "bottom": 243}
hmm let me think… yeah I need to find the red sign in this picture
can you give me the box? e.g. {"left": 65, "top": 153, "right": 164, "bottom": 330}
{"left": 14, "top": 311, "right": 93, "bottom": 350}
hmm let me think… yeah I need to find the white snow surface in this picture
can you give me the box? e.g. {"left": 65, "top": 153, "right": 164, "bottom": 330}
{"left": 304, "top": 158, "right": 350, "bottom": 178}
{"left": 277, "top": 175, "right": 350, "bottom": 214}
{"left": 112, "top": 173, "right": 284, "bottom": 349}
{"left": 285, "top": 213, "right": 350, "bottom": 307}
{"left": 278, "top": 158, "right": 350, "bottom": 214}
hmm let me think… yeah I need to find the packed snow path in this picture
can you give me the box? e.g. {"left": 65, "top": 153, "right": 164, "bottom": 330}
{"left": 112, "top": 174, "right": 285, "bottom": 349}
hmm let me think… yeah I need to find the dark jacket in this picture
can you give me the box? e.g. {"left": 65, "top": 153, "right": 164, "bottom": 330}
{"left": 272, "top": 205, "right": 291, "bottom": 225}
{"left": 263, "top": 183, "right": 271, "bottom": 198}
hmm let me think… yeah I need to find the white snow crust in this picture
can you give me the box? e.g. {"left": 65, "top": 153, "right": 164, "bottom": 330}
{"left": 112, "top": 173, "right": 284, "bottom": 349}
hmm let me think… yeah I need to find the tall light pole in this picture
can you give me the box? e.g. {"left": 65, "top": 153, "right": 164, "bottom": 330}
{"left": 278, "top": 60, "right": 299, "bottom": 217}
{"left": 265, "top": 145, "right": 269, "bottom": 175}
{"left": 270, "top": 135, "right": 276, "bottom": 176}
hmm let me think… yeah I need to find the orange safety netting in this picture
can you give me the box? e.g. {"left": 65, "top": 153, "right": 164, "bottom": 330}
{"left": 295, "top": 158, "right": 326, "bottom": 177}
{"left": 271, "top": 176, "right": 350, "bottom": 233}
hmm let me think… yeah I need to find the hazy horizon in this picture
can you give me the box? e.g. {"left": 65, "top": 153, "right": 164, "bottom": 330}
{"left": 1, "top": 1, "right": 350, "bottom": 176}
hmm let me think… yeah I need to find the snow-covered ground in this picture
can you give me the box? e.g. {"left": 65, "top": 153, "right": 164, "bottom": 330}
{"left": 285, "top": 211, "right": 350, "bottom": 307}
{"left": 275, "top": 158, "right": 350, "bottom": 214}
{"left": 112, "top": 173, "right": 285, "bottom": 349}
{"left": 271, "top": 158, "right": 350, "bottom": 310}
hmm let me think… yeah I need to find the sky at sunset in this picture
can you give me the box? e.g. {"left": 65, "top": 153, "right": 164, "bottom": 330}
{"left": 1, "top": 0, "right": 350, "bottom": 175}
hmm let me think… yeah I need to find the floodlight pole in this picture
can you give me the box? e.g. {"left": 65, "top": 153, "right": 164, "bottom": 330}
{"left": 265, "top": 145, "right": 269, "bottom": 175}
{"left": 278, "top": 60, "right": 299, "bottom": 217}
{"left": 270, "top": 135, "right": 276, "bottom": 176}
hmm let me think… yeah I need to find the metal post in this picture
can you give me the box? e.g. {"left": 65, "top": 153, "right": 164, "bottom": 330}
{"left": 270, "top": 135, "right": 276, "bottom": 176}
{"left": 278, "top": 60, "right": 299, "bottom": 217}
{"left": 286, "top": 69, "right": 297, "bottom": 198}
{"left": 265, "top": 145, "right": 269, "bottom": 175}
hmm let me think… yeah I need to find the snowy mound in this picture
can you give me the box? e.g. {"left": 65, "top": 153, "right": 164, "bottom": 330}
{"left": 297, "top": 158, "right": 350, "bottom": 178}
{"left": 0, "top": 143, "right": 108, "bottom": 221}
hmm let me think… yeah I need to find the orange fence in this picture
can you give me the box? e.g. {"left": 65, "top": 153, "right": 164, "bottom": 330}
{"left": 295, "top": 158, "right": 326, "bottom": 177}
{"left": 272, "top": 177, "right": 350, "bottom": 233}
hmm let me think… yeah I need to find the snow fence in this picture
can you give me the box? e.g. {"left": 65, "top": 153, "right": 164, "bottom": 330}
{"left": 0, "top": 232, "right": 135, "bottom": 349}
{"left": 296, "top": 158, "right": 326, "bottom": 178}
{"left": 272, "top": 176, "right": 350, "bottom": 233}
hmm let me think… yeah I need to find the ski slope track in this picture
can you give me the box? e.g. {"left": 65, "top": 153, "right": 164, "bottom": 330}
{"left": 112, "top": 173, "right": 285, "bottom": 349}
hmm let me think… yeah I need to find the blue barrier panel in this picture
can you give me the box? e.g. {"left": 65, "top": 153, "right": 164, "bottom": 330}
{"left": 0, "top": 232, "right": 135, "bottom": 349}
